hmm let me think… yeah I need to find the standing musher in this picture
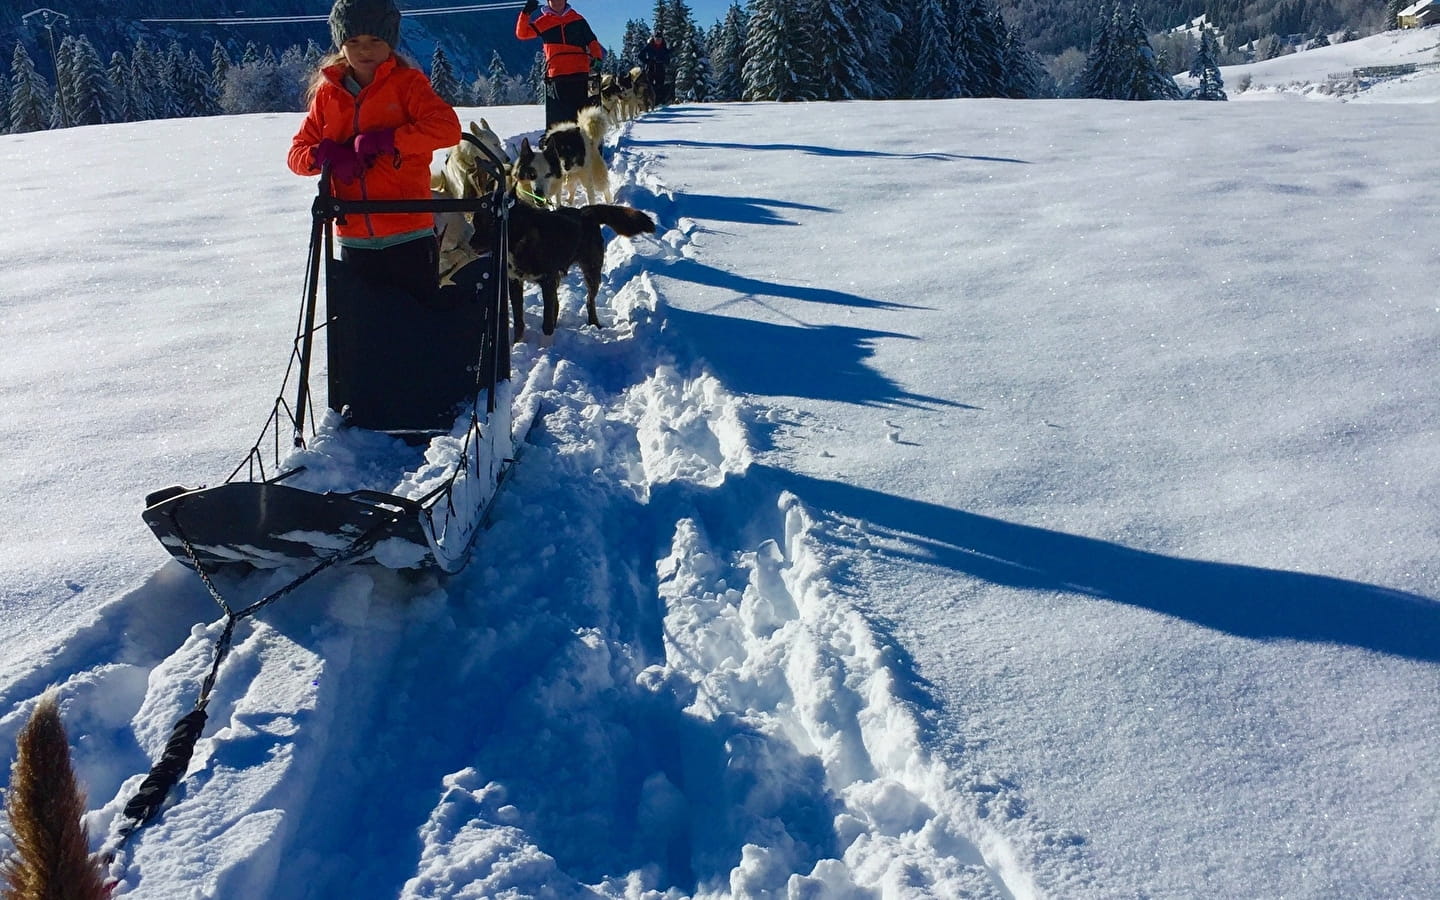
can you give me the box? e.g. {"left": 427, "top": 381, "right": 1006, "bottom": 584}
{"left": 515, "top": 0, "right": 605, "bottom": 128}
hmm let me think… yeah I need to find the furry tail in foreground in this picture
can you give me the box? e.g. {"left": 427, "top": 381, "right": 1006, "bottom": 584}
{"left": 2, "top": 692, "right": 110, "bottom": 900}
{"left": 580, "top": 203, "right": 655, "bottom": 238}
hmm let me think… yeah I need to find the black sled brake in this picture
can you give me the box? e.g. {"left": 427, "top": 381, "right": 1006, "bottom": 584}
{"left": 143, "top": 137, "right": 519, "bottom": 576}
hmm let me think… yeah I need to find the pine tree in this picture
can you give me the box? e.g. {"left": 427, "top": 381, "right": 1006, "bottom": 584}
{"left": 909, "top": 0, "right": 956, "bottom": 98}
{"left": 9, "top": 41, "right": 52, "bottom": 132}
{"left": 172, "top": 48, "right": 219, "bottom": 117}
{"left": 0, "top": 55, "right": 11, "bottom": 133}
{"left": 671, "top": 15, "right": 710, "bottom": 102}
{"left": 862, "top": 0, "right": 907, "bottom": 100}
{"left": 430, "top": 46, "right": 461, "bottom": 105}
{"left": 528, "top": 51, "right": 546, "bottom": 104}
{"left": 653, "top": 0, "right": 675, "bottom": 42}
{"left": 49, "top": 35, "right": 74, "bottom": 128}
{"left": 622, "top": 20, "right": 653, "bottom": 66}
{"left": 129, "top": 39, "right": 162, "bottom": 121}
{"left": 1188, "top": 26, "right": 1226, "bottom": 99}
{"left": 1310, "top": 28, "right": 1330, "bottom": 48}
{"left": 708, "top": 3, "right": 749, "bottom": 101}
{"left": 1078, "top": 5, "right": 1121, "bottom": 98}
{"left": 1116, "top": 5, "right": 1181, "bottom": 99}
{"left": 955, "top": 0, "right": 1009, "bottom": 98}
{"left": 810, "top": 0, "right": 871, "bottom": 100}
{"left": 486, "top": 50, "right": 509, "bottom": 106}
{"left": 65, "top": 35, "right": 114, "bottom": 125}
{"left": 211, "top": 40, "right": 231, "bottom": 88}
{"left": 742, "top": 0, "right": 811, "bottom": 101}
{"left": 106, "top": 50, "right": 133, "bottom": 121}
{"left": 1002, "top": 20, "right": 1051, "bottom": 98}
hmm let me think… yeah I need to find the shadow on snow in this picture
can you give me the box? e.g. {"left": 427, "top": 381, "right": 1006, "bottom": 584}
{"left": 763, "top": 466, "right": 1440, "bottom": 665}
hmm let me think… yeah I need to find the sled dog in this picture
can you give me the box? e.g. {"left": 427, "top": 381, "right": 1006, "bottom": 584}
{"left": 471, "top": 193, "right": 655, "bottom": 338}
{"left": 513, "top": 106, "right": 611, "bottom": 207}
{"left": 430, "top": 119, "right": 511, "bottom": 284}
{"left": 433, "top": 118, "right": 509, "bottom": 200}
{"left": 2, "top": 692, "right": 111, "bottom": 900}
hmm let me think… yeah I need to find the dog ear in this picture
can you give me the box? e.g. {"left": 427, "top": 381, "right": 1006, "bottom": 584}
{"left": 470, "top": 121, "right": 483, "bottom": 137}
{"left": 480, "top": 118, "right": 490, "bottom": 130}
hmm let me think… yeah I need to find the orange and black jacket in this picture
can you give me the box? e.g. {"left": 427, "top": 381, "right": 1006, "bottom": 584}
{"left": 515, "top": 5, "right": 604, "bottom": 79}
{"left": 287, "top": 56, "right": 460, "bottom": 240}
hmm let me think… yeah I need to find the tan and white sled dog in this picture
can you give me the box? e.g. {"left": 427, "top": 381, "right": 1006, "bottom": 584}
{"left": 430, "top": 119, "right": 511, "bottom": 284}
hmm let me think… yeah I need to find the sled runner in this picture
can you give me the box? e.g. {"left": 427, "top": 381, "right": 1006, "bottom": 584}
{"left": 143, "top": 139, "right": 517, "bottom": 576}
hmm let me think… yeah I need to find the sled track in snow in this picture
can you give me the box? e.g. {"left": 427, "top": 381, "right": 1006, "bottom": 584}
{"left": 1, "top": 124, "right": 1044, "bottom": 898}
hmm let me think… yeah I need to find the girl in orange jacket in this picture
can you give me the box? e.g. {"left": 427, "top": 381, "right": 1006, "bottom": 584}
{"left": 516, "top": 0, "right": 605, "bottom": 127}
{"left": 289, "top": 0, "right": 460, "bottom": 302}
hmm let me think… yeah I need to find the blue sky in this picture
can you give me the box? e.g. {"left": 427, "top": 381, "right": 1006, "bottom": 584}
{"left": 574, "top": 0, "right": 733, "bottom": 52}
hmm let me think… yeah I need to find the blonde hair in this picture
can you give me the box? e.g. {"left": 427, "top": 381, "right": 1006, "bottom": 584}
{"left": 304, "top": 50, "right": 416, "bottom": 105}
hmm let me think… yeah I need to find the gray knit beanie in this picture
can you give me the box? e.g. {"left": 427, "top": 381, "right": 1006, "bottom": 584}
{"left": 329, "top": 0, "right": 401, "bottom": 49}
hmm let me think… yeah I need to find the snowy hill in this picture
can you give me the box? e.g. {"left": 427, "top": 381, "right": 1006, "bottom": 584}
{"left": 1204, "top": 24, "right": 1440, "bottom": 100}
{"left": 2, "top": 33, "right": 1439, "bottom": 899}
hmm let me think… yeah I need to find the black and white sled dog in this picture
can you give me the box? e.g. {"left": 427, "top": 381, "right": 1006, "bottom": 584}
{"left": 514, "top": 105, "right": 611, "bottom": 207}
{"left": 2, "top": 692, "right": 111, "bottom": 900}
{"left": 470, "top": 191, "right": 654, "bottom": 339}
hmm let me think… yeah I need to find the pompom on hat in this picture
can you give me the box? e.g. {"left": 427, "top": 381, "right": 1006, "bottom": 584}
{"left": 329, "top": 0, "right": 401, "bottom": 49}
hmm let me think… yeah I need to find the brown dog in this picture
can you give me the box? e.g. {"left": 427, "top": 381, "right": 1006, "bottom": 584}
{"left": 472, "top": 194, "right": 655, "bottom": 339}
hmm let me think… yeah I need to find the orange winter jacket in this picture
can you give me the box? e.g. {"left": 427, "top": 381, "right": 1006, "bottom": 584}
{"left": 288, "top": 57, "right": 460, "bottom": 240}
{"left": 515, "top": 5, "right": 604, "bottom": 79}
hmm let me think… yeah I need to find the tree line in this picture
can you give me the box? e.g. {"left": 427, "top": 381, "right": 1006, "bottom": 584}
{"left": 1, "top": 0, "right": 1402, "bottom": 134}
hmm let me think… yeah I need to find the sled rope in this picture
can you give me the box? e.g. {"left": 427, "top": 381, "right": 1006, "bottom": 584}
{"left": 110, "top": 509, "right": 398, "bottom": 852}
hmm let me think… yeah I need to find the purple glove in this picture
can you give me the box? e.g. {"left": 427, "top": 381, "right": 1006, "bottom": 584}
{"left": 314, "top": 138, "right": 363, "bottom": 184}
{"left": 353, "top": 129, "right": 396, "bottom": 166}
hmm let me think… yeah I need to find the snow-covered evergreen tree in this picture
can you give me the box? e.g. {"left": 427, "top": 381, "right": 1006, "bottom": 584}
{"left": 106, "top": 51, "right": 134, "bottom": 122}
{"left": 1002, "top": 20, "right": 1052, "bottom": 98}
{"left": 160, "top": 42, "right": 192, "bottom": 118}
{"left": 671, "top": 15, "right": 711, "bottom": 102}
{"left": 1078, "top": 6, "right": 1121, "bottom": 98}
{"left": 49, "top": 35, "right": 74, "bottom": 129}
{"left": 173, "top": 48, "right": 220, "bottom": 116}
{"left": 9, "top": 41, "right": 52, "bottom": 133}
{"left": 907, "top": 0, "right": 955, "bottom": 99}
{"left": 742, "top": 0, "right": 815, "bottom": 101}
{"left": 485, "top": 50, "right": 509, "bottom": 105}
{"left": 809, "top": 0, "right": 871, "bottom": 100}
{"left": 1115, "top": 6, "right": 1180, "bottom": 100}
{"left": 129, "top": 39, "right": 162, "bottom": 121}
{"left": 528, "top": 51, "right": 546, "bottom": 104}
{"left": 1188, "top": 27, "right": 1226, "bottom": 99}
{"left": 65, "top": 35, "right": 115, "bottom": 126}
{"left": 861, "top": 0, "right": 907, "bottom": 100}
{"left": 954, "top": 0, "right": 1009, "bottom": 97}
{"left": 622, "top": 20, "right": 652, "bottom": 66}
{"left": 0, "top": 60, "right": 10, "bottom": 133}
{"left": 211, "top": 40, "right": 231, "bottom": 90}
{"left": 429, "top": 46, "right": 461, "bottom": 105}
{"left": 708, "top": 3, "right": 748, "bottom": 101}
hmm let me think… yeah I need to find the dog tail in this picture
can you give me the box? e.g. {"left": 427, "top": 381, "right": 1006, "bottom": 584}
{"left": 2, "top": 692, "right": 110, "bottom": 900}
{"left": 581, "top": 205, "right": 657, "bottom": 238}
{"left": 577, "top": 105, "right": 610, "bottom": 146}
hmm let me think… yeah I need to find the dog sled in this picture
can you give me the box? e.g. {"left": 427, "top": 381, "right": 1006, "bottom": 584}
{"left": 141, "top": 139, "right": 518, "bottom": 577}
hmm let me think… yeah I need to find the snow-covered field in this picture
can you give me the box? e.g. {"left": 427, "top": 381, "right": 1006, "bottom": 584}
{"left": 2, "top": 27, "right": 1438, "bottom": 899}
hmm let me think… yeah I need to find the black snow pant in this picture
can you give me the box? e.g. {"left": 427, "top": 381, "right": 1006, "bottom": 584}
{"left": 545, "top": 73, "right": 597, "bottom": 128}
{"left": 339, "top": 233, "right": 439, "bottom": 305}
